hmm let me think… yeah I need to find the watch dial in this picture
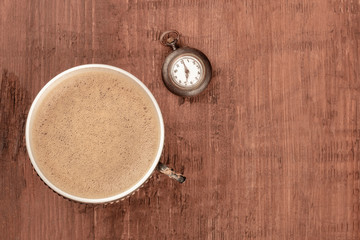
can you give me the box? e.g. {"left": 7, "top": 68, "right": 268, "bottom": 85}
{"left": 170, "top": 55, "right": 204, "bottom": 88}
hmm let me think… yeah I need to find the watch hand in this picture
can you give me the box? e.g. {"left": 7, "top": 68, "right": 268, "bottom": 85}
{"left": 181, "top": 61, "right": 190, "bottom": 80}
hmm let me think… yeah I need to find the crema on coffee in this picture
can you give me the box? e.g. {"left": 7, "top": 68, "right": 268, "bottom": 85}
{"left": 29, "top": 68, "right": 161, "bottom": 199}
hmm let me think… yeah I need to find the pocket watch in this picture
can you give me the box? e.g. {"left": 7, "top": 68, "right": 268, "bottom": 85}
{"left": 160, "top": 30, "right": 212, "bottom": 97}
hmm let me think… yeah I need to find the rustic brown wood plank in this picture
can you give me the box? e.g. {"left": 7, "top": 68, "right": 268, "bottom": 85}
{"left": 1, "top": 0, "right": 359, "bottom": 239}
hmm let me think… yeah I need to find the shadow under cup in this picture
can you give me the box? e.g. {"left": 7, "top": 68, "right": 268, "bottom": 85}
{"left": 26, "top": 64, "right": 164, "bottom": 204}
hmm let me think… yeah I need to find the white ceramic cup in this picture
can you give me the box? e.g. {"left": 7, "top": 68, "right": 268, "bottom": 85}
{"left": 26, "top": 64, "right": 184, "bottom": 204}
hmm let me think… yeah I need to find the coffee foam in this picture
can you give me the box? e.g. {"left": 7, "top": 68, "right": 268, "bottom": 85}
{"left": 29, "top": 69, "right": 161, "bottom": 199}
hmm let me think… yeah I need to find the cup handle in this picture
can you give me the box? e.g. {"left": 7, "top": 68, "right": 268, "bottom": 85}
{"left": 157, "top": 162, "right": 186, "bottom": 183}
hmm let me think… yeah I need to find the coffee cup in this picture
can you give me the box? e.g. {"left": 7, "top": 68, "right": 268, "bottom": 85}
{"left": 26, "top": 64, "right": 185, "bottom": 204}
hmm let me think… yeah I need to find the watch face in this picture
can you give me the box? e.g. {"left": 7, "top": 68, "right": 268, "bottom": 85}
{"left": 169, "top": 55, "right": 204, "bottom": 89}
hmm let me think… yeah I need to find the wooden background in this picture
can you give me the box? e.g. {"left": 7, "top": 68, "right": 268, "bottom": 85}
{"left": 1, "top": 0, "right": 360, "bottom": 239}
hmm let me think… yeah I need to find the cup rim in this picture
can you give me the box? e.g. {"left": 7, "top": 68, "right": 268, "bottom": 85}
{"left": 25, "top": 64, "right": 165, "bottom": 204}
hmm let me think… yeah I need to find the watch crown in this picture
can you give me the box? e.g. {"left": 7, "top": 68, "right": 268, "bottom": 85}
{"left": 160, "top": 30, "right": 179, "bottom": 51}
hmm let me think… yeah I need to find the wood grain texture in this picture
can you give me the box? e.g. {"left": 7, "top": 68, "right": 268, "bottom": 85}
{"left": 1, "top": 0, "right": 359, "bottom": 239}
